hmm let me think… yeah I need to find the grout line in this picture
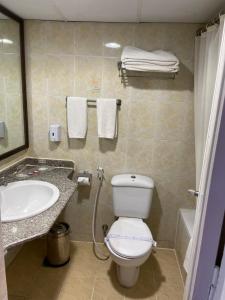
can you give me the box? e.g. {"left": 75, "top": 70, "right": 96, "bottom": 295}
{"left": 30, "top": 52, "right": 122, "bottom": 60}
{"left": 173, "top": 248, "right": 185, "bottom": 287}
{"left": 46, "top": 78, "right": 49, "bottom": 116}
{"left": 155, "top": 246, "right": 176, "bottom": 251}
{"left": 174, "top": 210, "right": 181, "bottom": 249}
{"left": 90, "top": 275, "right": 97, "bottom": 300}
{"left": 136, "top": 0, "right": 143, "bottom": 23}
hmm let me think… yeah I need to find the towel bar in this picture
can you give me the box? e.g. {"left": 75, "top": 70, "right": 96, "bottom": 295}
{"left": 66, "top": 97, "right": 121, "bottom": 107}
{"left": 117, "top": 61, "right": 178, "bottom": 84}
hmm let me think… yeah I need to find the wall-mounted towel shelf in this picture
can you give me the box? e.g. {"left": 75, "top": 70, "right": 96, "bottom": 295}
{"left": 117, "top": 61, "right": 178, "bottom": 84}
{"left": 66, "top": 97, "right": 121, "bottom": 107}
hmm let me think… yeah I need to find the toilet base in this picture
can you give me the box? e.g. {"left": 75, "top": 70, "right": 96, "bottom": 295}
{"left": 116, "top": 264, "right": 140, "bottom": 288}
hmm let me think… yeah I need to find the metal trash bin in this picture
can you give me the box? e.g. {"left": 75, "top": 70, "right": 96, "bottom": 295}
{"left": 47, "top": 222, "right": 70, "bottom": 266}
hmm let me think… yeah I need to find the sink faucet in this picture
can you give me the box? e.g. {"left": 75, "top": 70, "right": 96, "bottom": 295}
{"left": 0, "top": 176, "right": 8, "bottom": 186}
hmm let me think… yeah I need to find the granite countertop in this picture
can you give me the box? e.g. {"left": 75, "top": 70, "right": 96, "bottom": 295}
{"left": 0, "top": 158, "right": 77, "bottom": 250}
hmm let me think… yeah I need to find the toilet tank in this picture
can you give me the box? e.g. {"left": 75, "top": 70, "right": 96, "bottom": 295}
{"left": 111, "top": 174, "right": 154, "bottom": 219}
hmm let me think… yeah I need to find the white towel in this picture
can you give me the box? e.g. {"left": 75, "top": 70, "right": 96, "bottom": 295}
{"left": 121, "top": 46, "right": 179, "bottom": 73}
{"left": 122, "top": 64, "right": 179, "bottom": 73}
{"left": 122, "top": 46, "right": 179, "bottom": 64}
{"left": 67, "top": 97, "right": 87, "bottom": 138}
{"left": 97, "top": 98, "right": 117, "bottom": 139}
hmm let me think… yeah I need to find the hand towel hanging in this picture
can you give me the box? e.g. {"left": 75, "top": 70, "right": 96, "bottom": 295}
{"left": 67, "top": 97, "right": 87, "bottom": 138}
{"left": 97, "top": 98, "right": 117, "bottom": 139}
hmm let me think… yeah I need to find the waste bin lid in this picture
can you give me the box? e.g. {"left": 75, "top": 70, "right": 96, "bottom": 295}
{"left": 49, "top": 223, "right": 69, "bottom": 237}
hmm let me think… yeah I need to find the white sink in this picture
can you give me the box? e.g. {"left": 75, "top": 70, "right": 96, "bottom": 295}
{"left": 0, "top": 180, "right": 60, "bottom": 222}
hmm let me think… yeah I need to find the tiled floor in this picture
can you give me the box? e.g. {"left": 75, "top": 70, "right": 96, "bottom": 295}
{"left": 6, "top": 239, "right": 184, "bottom": 300}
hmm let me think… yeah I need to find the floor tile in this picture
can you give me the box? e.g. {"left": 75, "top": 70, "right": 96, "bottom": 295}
{"left": 8, "top": 296, "right": 27, "bottom": 300}
{"left": 6, "top": 240, "right": 184, "bottom": 300}
{"left": 152, "top": 249, "right": 183, "bottom": 300}
{"left": 123, "top": 266, "right": 157, "bottom": 300}
{"left": 59, "top": 275, "right": 95, "bottom": 299}
{"left": 92, "top": 277, "right": 125, "bottom": 300}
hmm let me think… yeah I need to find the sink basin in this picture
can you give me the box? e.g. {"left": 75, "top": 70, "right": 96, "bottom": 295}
{"left": 0, "top": 180, "right": 60, "bottom": 222}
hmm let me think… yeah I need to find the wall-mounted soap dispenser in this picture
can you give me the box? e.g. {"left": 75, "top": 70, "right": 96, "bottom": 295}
{"left": 49, "top": 124, "right": 61, "bottom": 142}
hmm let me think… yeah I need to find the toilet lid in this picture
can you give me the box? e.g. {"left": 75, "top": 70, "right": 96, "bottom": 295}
{"left": 106, "top": 217, "right": 153, "bottom": 258}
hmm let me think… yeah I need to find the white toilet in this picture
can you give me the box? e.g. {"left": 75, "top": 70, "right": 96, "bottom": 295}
{"left": 105, "top": 174, "right": 155, "bottom": 288}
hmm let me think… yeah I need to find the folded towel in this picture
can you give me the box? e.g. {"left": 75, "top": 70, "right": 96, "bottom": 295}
{"left": 121, "top": 46, "right": 179, "bottom": 72}
{"left": 97, "top": 98, "right": 117, "bottom": 139}
{"left": 67, "top": 97, "right": 87, "bottom": 138}
{"left": 122, "top": 64, "right": 179, "bottom": 73}
{"left": 123, "top": 59, "right": 179, "bottom": 67}
{"left": 122, "top": 46, "right": 179, "bottom": 64}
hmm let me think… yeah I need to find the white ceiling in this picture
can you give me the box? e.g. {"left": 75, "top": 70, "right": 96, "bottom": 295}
{"left": 0, "top": 0, "right": 224, "bottom": 23}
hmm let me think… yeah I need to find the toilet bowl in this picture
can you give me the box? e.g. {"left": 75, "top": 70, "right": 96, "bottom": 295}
{"left": 105, "top": 217, "right": 154, "bottom": 287}
{"left": 107, "top": 174, "right": 155, "bottom": 287}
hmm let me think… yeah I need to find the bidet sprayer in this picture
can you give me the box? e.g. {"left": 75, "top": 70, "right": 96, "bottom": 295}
{"left": 97, "top": 167, "right": 104, "bottom": 181}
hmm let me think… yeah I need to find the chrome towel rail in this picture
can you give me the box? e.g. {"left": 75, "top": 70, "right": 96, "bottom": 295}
{"left": 66, "top": 97, "right": 121, "bottom": 107}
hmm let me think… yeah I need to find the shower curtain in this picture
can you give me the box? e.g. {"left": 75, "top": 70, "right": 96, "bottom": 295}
{"left": 194, "top": 23, "right": 222, "bottom": 187}
{"left": 184, "top": 16, "right": 225, "bottom": 273}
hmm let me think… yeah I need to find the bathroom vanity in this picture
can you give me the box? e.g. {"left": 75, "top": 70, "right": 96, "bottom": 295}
{"left": 0, "top": 158, "right": 76, "bottom": 250}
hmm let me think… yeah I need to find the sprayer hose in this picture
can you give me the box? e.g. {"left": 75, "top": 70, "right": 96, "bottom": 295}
{"left": 92, "top": 176, "right": 110, "bottom": 260}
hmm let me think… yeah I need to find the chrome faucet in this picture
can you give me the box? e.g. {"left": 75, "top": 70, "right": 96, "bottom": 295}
{"left": 0, "top": 176, "right": 8, "bottom": 186}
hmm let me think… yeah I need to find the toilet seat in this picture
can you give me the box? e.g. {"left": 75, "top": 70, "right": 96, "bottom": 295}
{"left": 106, "top": 217, "right": 153, "bottom": 259}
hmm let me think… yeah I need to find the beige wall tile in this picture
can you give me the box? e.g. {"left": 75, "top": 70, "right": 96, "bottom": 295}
{"left": 126, "top": 138, "right": 153, "bottom": 174}
{"left": 127, "top": 99, "right": 156, "bottom": 139}
{"left": 75, "top": 22, "right": 103, "bottom": 56}
{"left": 0, "top": 93, "right": 5, "bottom": 119}
{"left": 135, "top": 23, "right": 168, "bottom": 51}
{"left": 99, "top": 138, "right": 127, "bottom": 173}
{"left": 46, "top": 54, "right": 75, "bottom": 97}
{"left": 20, "top": 20, "right": 197, "bottom": 248}
{"left": 29, "top": 95, "right": 49, "bottom": 156}
{"left": 154, "top": 99, "right": 188, "bottom": 141}
{"left": 45, "top": 21, "right": 75, "bottom": 55}
{"left": 101, "top": 57, "right": 130, "bottom": 99}
{"left": 152, "top": 140, "right": 181, "bottom": 177}
{"left": 102, "top": 23, "right": 135, "bottom": 57}
{"left": 25, "top": 20, "right": 46, "bottom": 53}
{"left": 75, "top": 56, "right": 103, "bottom": 98}
{"left": 28, "top": 54, "right": 47, "bottom": 95}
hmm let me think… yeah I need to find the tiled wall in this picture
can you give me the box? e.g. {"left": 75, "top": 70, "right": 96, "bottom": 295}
{"left": 25, "top": 21, "right": 198, "bottom": 247}
{"left": 0, "top": 19, "right": 24, "bottom": 155}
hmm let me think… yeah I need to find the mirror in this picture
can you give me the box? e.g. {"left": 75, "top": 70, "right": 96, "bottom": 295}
{"left": 0, "top": 5, "right": 28, "bottom": 160}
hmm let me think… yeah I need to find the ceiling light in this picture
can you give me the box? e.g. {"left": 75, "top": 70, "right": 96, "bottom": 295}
{"left": 0, "top": 39, "right": 13, "bottom": 44}
{"left": 105, "top": 42, "right": 121, "bottom": 49}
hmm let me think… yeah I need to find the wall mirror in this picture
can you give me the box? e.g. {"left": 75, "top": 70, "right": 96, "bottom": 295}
{"left": 0, "top": 5, "right": 28, "bottom": 160}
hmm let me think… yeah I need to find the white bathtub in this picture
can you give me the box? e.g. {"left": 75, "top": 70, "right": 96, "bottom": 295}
{"left": 175, "top": 208, "right": 195, "bottom": 281}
